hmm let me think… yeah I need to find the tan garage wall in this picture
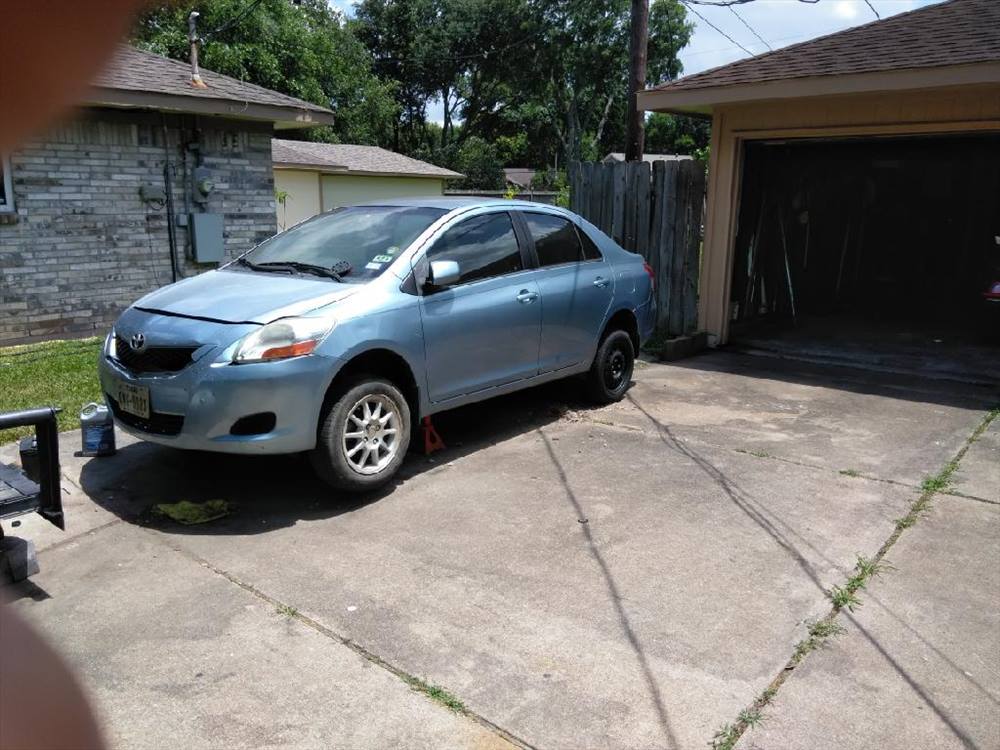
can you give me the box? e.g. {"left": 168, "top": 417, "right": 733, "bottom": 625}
{"left": 274, "top": 169, "right": 321, "bottom": 231}
{"left": 319, "top": 175, "right": 445, "bottom": 212}
{"left": 700, "top": 83, "right": 1000, "bottom": 345}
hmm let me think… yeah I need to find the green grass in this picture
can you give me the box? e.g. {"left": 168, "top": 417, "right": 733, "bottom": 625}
{"left": 402, "top": 675, "right": 466, "bottom": 713}
{"left": 828, "top": 555, "right": 890, "bottom": 612}
{"left": 0, "top": 337, "right": 103, "bottom": 444}
{"left": 792, "top": 618, "right": 846, "bottom": 663}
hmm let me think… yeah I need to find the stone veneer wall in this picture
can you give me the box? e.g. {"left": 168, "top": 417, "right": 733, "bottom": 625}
{"left": 0, "top": 108, "right": 277, "bottom": 344}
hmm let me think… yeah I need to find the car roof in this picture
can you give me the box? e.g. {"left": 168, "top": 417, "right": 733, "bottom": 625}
{"left": 355, "top": 196, "right": 569, "bottom": 214}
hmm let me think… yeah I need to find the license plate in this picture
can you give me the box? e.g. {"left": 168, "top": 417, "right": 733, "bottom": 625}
{"left": 116, "top": 382, "right": 150, "bottom": 419}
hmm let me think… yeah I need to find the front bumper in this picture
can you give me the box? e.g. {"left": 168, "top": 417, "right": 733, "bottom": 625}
{"left": 98, "top": 311, "right": 339, "bottom": 454}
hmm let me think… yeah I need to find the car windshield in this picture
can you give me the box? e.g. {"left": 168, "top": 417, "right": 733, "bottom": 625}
{"left": 241, "top": 205, "right": 447, "bottom": 282}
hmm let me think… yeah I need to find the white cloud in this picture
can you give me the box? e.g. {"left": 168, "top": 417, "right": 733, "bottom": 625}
{"left": 832, "top": 1, "right": 860, "bottom": 19}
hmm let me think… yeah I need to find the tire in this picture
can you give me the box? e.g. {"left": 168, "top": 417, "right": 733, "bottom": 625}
{"left": 310, "top": 376, "right": 411, "bottom": 492}
{"left": 585, "top": 329, "right": 635, "bottom": 404}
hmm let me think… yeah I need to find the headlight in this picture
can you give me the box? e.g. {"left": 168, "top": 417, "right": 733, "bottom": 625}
{"left": 233, "top": 317, "right": 335, "bottom": 363}
{"left": 105, "top": 330, "right": 117, "bottom": 358}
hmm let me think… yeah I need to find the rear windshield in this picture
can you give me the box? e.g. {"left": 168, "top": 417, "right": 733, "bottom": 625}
{"left": 244, "top": 205, "right": 447, "bottom": 281}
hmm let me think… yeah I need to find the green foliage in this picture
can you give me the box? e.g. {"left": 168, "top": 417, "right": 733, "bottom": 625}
{"left": 414, "top": 136, "right": 504, "bottom": 189}
{"left": 829, "top": 555, "right": 890, "bottom": 611}
{"left": 402, "top": 675, "right": 466, "bottom": 712}
{"left": 131, "top": 0, "right": 396, "bottom": 145}
{"left": 354, "top": 0, "right": 694, "bottom": 166}
{"left": 645, "top": 112, "right": 710, "bottom": 156}
{"left": 0, "top": 338, "right": 103, "bottom": 444}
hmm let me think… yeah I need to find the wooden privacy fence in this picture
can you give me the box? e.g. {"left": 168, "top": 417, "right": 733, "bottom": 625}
{"left": 568, "top": 159, "right": 706, "bottom": 337}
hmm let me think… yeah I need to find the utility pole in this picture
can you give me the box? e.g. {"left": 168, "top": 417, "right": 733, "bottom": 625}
{"left": 625, "top": 0, "right": 649, "bottom": 162}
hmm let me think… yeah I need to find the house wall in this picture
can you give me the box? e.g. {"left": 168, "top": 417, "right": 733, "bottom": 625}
{"left": 273, "top": 168, "right": 321, "bottom": 231}
{"left": 698, "top": 83, "right": 1000, "bottom": 344}
{"left": 319, "top": 174, "right": 444, "bottom": 211}
{"left": 273, "top": 170, "right": 446, "bottom": 229}
{"left": 0, "top": 108, "right": 277, "bottom": 345}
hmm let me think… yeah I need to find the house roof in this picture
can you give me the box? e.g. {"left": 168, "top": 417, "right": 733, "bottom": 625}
{"left": 603, "top": 153, "right": 693, "bottom": 164}
{"left": 86, "top": 46, "right": 334, "bottom": 128}
{"left": 272, "top": 139, "right": 464, "bottom": 179}
{"left": 639, "top": 0, "right": 1000, "bottom": 114}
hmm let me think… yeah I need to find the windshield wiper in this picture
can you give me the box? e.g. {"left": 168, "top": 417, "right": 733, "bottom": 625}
{"left": 241, "top": 259, "right": 347, "bottom": 282}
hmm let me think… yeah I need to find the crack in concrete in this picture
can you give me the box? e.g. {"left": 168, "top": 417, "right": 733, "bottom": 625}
{"left": 717, "top": 406, "right": 998, "bottom": 750}
{"left": 143, "top": 529, "right": 538, "bottom": 750}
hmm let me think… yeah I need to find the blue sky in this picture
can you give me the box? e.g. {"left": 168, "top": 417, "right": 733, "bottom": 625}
{"left": 330, "top": 0, "right": 945, "bottom": 123}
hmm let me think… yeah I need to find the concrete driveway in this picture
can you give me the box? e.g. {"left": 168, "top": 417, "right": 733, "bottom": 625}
{"left": 2, "top": 351, "right": 997, "bottom": 750}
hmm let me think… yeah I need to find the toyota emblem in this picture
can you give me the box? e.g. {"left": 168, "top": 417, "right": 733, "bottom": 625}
{"left": 130, "top": 333, "right": 146, "bottom": 351}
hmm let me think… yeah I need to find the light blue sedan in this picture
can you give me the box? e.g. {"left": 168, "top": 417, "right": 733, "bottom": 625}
{"left": 98, "top": 199, "right": 655, "bottom": 491}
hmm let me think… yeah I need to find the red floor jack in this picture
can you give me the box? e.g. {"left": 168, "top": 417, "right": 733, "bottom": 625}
{"left": 421, "top": 416, "right": 446, "bottom": 455}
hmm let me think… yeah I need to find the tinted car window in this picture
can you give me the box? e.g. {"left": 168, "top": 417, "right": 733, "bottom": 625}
{"left": 428, "top": 212, "right": 522, "bottom": 285}
{"left": 577, "top": 225, "right": 603, "bottom": 261}
{"left": 525, "top": 213, "right": 601, "bottom": 266}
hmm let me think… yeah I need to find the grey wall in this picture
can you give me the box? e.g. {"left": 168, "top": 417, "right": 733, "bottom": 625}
{"left": 0, "top": 108, "right": 277, "bottom": 345}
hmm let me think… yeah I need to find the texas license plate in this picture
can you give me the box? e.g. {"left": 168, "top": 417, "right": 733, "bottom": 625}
{"left": 116, "top": 381, "right": 150, "bottom": 419}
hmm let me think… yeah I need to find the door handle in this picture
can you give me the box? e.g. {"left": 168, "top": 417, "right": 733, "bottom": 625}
{"left": 516, "top": 289, "right": 538, "bottom": 304}
{"left": 593, "top": 276, "right": 609, "bottom": 288}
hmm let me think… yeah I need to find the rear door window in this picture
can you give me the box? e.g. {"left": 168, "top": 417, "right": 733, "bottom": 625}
{"left": 428, "top": 212, "right": 523, "bottom": 285}
{"left": 524, "top": 213, "right": 601, "bottom": 266}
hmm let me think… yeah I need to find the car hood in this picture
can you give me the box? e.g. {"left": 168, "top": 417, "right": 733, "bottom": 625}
{"left": 133, "top": 268, "right": 360, "bottom": 324}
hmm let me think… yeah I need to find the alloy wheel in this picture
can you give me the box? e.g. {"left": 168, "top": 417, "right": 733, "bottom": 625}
{"left": 342, "top": 394, "right": 401, "bottom": 475}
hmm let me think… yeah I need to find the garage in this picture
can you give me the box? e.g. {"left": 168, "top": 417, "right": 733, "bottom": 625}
{"left": 728, "top": 133, "right": 1000, "bottom": 381}
{"left": 638, "top": 0, "right": 1000, "bottom": 383}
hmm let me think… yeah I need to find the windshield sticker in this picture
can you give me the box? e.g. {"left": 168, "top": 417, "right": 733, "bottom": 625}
{"left": 365, "top": 261, "right": 383, "bottom": 270}
{"left": 386, "top": 246, "right": 400, "bottom": 256}
{"left": 372, "top": 254, "right": 394, "bottom": 263}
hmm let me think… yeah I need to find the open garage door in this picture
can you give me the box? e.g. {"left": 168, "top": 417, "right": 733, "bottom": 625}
{"left": 728, "top": 133, "right": 1000, "bottom": 383}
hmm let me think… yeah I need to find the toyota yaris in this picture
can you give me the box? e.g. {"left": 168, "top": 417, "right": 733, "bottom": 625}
{"left": 99, "top": 198, "right": 655, "bottom": 491}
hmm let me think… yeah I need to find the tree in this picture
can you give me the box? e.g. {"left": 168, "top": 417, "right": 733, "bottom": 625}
{"left": 644, "top": 112, "right": 710, "bottom": 156}
{"left": 132, "top": 0, "right": 397, "bottom": 145}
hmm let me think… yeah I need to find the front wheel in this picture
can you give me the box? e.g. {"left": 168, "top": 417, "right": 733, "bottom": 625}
{"left": 310, "top": 377, "right": 411, "bottom": 492}
{"left": 585, "top": 330, "right": 635, "bottom": 404}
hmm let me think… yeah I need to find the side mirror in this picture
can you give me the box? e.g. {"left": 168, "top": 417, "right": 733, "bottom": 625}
{"left": 428, "top": 260, "right": 460, "bottom": 287}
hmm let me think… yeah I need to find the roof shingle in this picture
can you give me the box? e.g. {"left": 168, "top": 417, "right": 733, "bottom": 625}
{"left": 648, "top": 0, "right": 1000, "bottom": 94}
{"left": 90, "top": 46, "right": 332, "bottom": 117}
{"left": 272, "top": 139, "right": 463, "bottom": 179}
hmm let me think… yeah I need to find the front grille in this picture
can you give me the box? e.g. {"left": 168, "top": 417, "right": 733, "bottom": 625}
{"left": 114, "top": 334, "right": 197, "bottom": 374}
{"left": 106, "top": 394, "right": 184, "bottom": 436}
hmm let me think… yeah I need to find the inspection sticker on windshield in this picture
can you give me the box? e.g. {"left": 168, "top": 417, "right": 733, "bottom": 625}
{"left": 365, "top": 261, "right": 383, "bottom": 270}
{"left": 372, "top": 254, "right": 394, "bottom": 263}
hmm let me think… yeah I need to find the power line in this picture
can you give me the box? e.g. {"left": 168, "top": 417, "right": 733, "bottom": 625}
{"left": 729, "top": 5, "right": 771, "bottom": 50}
{"left": 681, "top": 1, "right": 756, "bottom": 57}
{"left": 863, "top": 0, "right": 881, "bottom": 19}
{"left": 203, "top": 0, "right": 269, "bottom": 42}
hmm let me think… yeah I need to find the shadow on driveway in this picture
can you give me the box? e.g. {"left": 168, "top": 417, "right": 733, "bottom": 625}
{"left": 77, "top": 378, "right": 608, "bottom": 536}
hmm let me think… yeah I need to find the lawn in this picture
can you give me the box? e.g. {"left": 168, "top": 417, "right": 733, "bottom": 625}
{"left": 0, "top": 337, "right": 104, "bottom": 444}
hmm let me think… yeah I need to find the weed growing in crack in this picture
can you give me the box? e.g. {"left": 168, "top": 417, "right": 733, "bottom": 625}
{"left": 403, "top": 675, "right": 465, "bottom": 712}
{"left": 839, "top": 469, "right": 861, "bottom": 478}
{"left": 792, "top": 618, "right": 846, "bottom": 663}
{"left": 275, "top": 603, "right": 298, "bottom": 617}
{"left": 828, "top": 555, "right": 890, "bottom": 611}
{"left": 738, "top": 708, "right": 764, "bottom": 728}
{"left": 711, "top": 723, "right": 740, "bottom": 750}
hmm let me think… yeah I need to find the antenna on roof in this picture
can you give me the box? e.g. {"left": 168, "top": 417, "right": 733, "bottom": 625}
{"left": 187, "top": 11, "right": 208, "bottom": 89}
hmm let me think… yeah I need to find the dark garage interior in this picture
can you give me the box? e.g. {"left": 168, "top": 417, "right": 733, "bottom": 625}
{"left": 728, "top": 133, "right": 1000, "bottom": 383}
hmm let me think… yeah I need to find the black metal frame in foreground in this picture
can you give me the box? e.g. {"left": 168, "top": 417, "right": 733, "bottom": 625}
{"left": 0, "top": 408, "right": 64, "bottom": 530}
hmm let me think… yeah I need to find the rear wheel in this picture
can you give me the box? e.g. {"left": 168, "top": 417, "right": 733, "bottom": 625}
{"left": 585, "top": 329, "right": 635, "bottom": 404}
{"left": 310, "top": 377, "right": 411, "bottom": 492}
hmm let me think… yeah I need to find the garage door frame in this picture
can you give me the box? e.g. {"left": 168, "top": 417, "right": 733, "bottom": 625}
{"left": 700, "top": 86, "right": 1000, "bottom": 345}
